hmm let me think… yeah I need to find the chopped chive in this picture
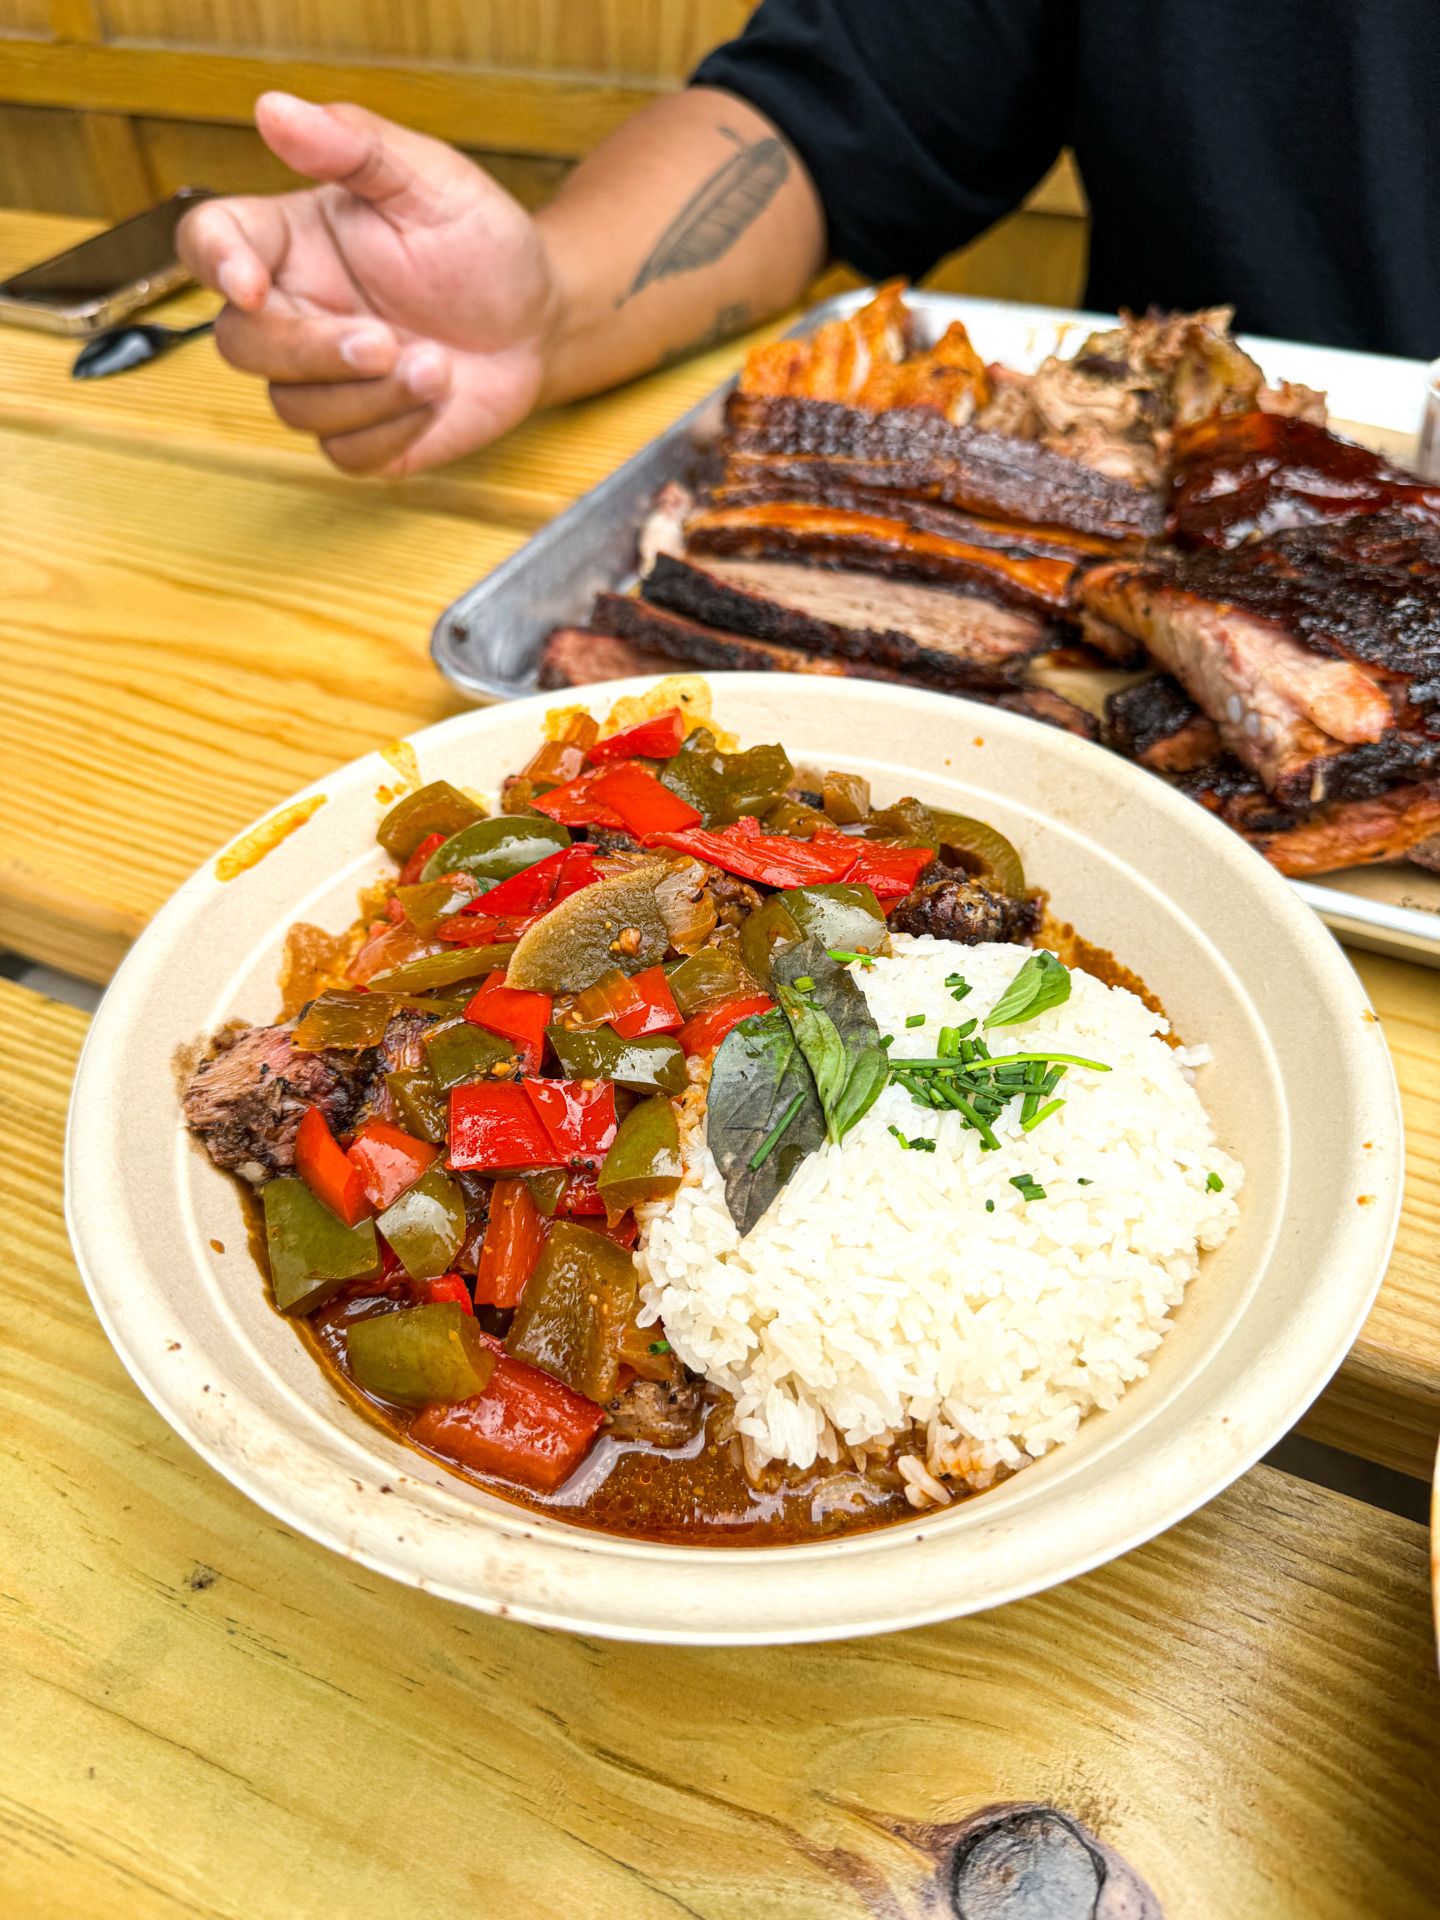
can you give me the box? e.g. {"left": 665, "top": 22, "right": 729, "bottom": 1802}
{"left": 879, "top": 1034, "right": 894, "bottom": 1048}
{"left": 1009, "top": 1173, "right": 1046, "bottom": 1202}
{"left": 1077, "top": 1177, "right": 1093, "bottom": 1186}
{"left": 1020, "top": 1091, "right": 1040, "bottom": 1126}
{"left": 986, "top": 1051, "right": 1110, "bottom": 1072}
{"left": 888, "top": 1124, "right": 908, "bottom": 1148}
{"left": 1021, "top": 1099, "right": 1065, "bottom": 1133}
{"left": 951, "top": 984, "right": 972, "bottom": 1002}
{"left": 827, "top": 948, "right": 877, "bottom": 968}
{"left": 943, "top": 972, "right": 967, "bottom": 989}
{"left": 749, "top": 1091, "right": 807, "bottom": 1171}
{"left": 1206, "top": 1171, "right": 1225, "bottom": 1192}
{"left": 985, "top": 1199, "right": 995, "bottom": 1212}
{"left": 959, "top": 1039, "right": 976, "bottom": 1063}
{"left": 793, "top": 975, "right": 814, "bottom": 992}
{"left": 938, "top": 1025, "right": 960, "bottom": 1057}
{"left": 956, "top": 1018, "right": 977, "bottom": 1039}
{"left": 949, "top": 1090, "right": 1000, "bottom": 1150}
{"left": 906, "top": 1014, "right": 926, "bottom": 1028}
{"left": 648, "top": 1340, "right": 671, "bottom": 1355}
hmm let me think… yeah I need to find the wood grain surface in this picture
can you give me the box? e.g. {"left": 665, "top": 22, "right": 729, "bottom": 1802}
{"left": 1301, "top": 952, "right": 1440, "bottom": 1479}
{"left": 2, "top": 976, "right": 1437, "bottom": 1920}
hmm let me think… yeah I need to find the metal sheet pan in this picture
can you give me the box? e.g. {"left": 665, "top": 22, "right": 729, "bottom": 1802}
{"left": 431, "top": 289, "right": 1440, "bottom": 967}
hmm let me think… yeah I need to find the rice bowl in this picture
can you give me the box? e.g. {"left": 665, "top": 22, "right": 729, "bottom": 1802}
{"left": 64, "top": 676, "right": 1401, "bottom": 1641}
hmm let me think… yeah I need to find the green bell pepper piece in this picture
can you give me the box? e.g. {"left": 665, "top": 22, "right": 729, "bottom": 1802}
{"left": 665, "top": 946, "right": 760, "bottom": 1018}
{"left": 377, "top": 780, "right": 486, "bottom": 859}
{"left": 291, "top": 989, "right": 394, "bottom": 1052}
{"left": 506, "top": 1222, "right": 639, "bottom": 1403}
{"left": 385, "top": 1064, "right": 450, "bottom": 1145}
{"left": 597, "top": 1097, "right": 684, "bottom": 1216}
{"left": 377, "top": 1163, "right": 468, "bottom": 1280}
{"left": 263, "top": 1177, "right": 381, "bottom": 1314}
{"left": 367, "top": 943, "right": 518, "bottom": 994}
{"left": 739, "top": 894, "right": 802, "bottom": 990}
{"left": 346, "top": 1302, "right": 497, "bottom": 1408}
{"left": 779, "top": 882, "right": 888, "bottom": 956}
{"left": 394, "top": 874, "right": 481, "bottom": 935}
{"left": 420, "top": 816, "right": 570, "bottom": 887}
{"left": 422, "top": 1021, "right": 516, "bottom": 1092}
{"left": 522, "top": 1168, "right": 570, "bottom": 1217}
{"left": 545, "top": 1023, "right": 688, "bottom": 1096}
{"left": 659, "top": 728, "right": 793, "bottom": 826}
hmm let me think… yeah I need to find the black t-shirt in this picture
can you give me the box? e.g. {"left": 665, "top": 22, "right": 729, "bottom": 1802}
{"left": 692, "top": 0, "right": 1440, "bottom": 359}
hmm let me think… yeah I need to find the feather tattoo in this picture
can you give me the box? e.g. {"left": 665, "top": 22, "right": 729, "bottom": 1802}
{"left": 621, "top": 128, "right": 789, "bottom": 303}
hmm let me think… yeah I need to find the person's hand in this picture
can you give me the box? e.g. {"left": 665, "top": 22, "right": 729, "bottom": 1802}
{"left": 179, "top": 93, "right": 559, "bottom": 475}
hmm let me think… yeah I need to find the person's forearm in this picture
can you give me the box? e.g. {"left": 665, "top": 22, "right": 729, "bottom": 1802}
{"left": 534, "top": 87, "right": 826, "bottom": 407}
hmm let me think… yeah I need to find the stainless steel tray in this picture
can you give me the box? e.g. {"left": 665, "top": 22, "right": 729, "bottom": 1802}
{"left": 431, "top": 289, "right": 1440, "bottom": 967}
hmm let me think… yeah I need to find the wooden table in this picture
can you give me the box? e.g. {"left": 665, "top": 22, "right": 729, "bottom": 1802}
{"left": 4, "top": 976, "right": 1437, "bottom": 1919}
{"left": 1, "top": 218, "right": 1438, "bottom": 1913}
{"left": 2, "top": 210, "right": 1435, "bottom": 1482}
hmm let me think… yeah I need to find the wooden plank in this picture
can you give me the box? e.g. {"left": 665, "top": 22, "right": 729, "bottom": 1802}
{"left": 77, "top": 109, "right": 156, "bottom": 218}
{"left": 2, "top": 973, "right": 1436, "bottom": 1920}
{"left": 1301, "top": 950, "right": 1440, "bottom": 1480}
{"left": 0, "top": 213, "right": 790, "bottom": 532}
{"left": 0, "top": 38, "right": 671, "bottom": 157}
{"left": 0, "top": 424, "right": 519, "bottom": 981}
{"left": 97, "top": 0, "right": 756, "bottom": 79}
{"left": 47, "top": 0, "right": 101, "bottom": 40}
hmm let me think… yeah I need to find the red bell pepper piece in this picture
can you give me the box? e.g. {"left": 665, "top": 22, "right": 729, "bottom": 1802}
{"left": 449, "top": 1082, "right": 561, "bottom": 1174}
{"left": 584, "top": 761, "right": 700, "bottom": 836}
{"left": 528, "top": 774, "right": 625, "bottom": 829}
{"left": 464, "top": 971, "right": 552, "bottom": 1073}
{"left": 523, "top": 1077, "right": 618, "bottom": 1167}
{"left": 646, "top": 816, "right": 858, "bottom": 887}
{"left": 423, "top": 1273, "right": 475, "bottom": 1314}
{"left": 839, "top": 840, "right": 935, "bottom": 899}
{"left": 410, "top": 1335, "right": 606, "bottom": 1492}
{"left": 474, "top": 1178, "right": 548, "bottom": 1307}
{"left": 678, "top": 994, "right": 775, "bottom": 1056}
{"left": 459, "top": 844, "right": 600, "bottom": 919}
{"left": 346, "top": 1118, "right": 439, "bottom": 1211}
{"left": 398, "top": 831, "right": 446, "bottom": 887}
{"left": 586, "top": 707, "right": 687, "bottom": 763}
{"left": 608, "top": 964, "right": 682, "bottom": 1038}
{"left": 552, "top": 1169, "right": 608, "bottom": 1216}
{"left": 294, "top": 1105, "right": 374, "bottom": 1226}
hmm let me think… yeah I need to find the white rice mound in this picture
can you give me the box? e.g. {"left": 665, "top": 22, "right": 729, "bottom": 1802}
{"left": 638, "top": 934, "right": 1243, "bottom": 1494}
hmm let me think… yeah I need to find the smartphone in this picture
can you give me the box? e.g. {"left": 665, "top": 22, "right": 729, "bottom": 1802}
{"left": 0, "top": 188, "right": 213, "bottom": 336}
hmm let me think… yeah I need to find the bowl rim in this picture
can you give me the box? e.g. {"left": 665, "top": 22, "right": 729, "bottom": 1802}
{"left": 64, "top": 675, "right": 1403, "bottom": 1643}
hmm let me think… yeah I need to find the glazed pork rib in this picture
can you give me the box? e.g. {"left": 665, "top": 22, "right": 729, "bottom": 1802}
{"left": 640, "top": 553, "right": 1056, "bottom": 689}
{"left": 1079, "top": 535, "right": 1440, "bottom": 807}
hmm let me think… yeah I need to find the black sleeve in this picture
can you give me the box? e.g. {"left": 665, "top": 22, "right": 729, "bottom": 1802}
{"left": 691, "top": 0, "right": 1076, "bottom": 280}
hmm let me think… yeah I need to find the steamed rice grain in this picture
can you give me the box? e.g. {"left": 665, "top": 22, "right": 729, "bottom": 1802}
{"left": 637, "top": 934, "right": 1242, "bottom": 1490}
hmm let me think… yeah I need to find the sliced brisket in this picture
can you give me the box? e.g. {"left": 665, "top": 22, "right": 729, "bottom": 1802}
{"left": 587, "top": 592, "right": 912, "bottom": 683}
{"left": 684, "top": 499, "right": 1081, "bottom": 614}
{"left": 537, "top": 627, "right": 674, "bottom": 689}
{"left": 723, "top": 391, "right": 1166, "bottom": 541}
{"left": 641, "top": 552, "right": 1052, "bottom": 689}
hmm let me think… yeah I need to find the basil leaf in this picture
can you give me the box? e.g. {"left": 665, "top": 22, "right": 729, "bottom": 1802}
{"left": 707, "top": 1009, "right": 825, "bottom": 1236}
{"left": 773, "top": 938, "right": 887, "bottom": 1146}
{"left": 983, "top": 950, "right": 1071, "bottom": 1029}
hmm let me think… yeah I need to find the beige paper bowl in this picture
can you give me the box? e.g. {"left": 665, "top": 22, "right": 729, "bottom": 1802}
{"left": 65, "top": 677, "right": 1401, "bottom": 1644}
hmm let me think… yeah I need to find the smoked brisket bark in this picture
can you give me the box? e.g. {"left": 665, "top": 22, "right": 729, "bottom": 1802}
{"left": 641, "top": 553, "right": 1054, "bottom": 689}
{"left": 684, "top": 500, "right": 1085, "bottom": 616}
{"left": 723, "top": 390, "right": 1166, "bottom": 540}
{"left": 712, "top": 458, "right": 1135, "bottom": 560}
{"left": 1078, "top": 562, "right": 1440, "bottom": 807}
{"left": 1169, "top": 412, "right": 1440, "bottom": 549}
